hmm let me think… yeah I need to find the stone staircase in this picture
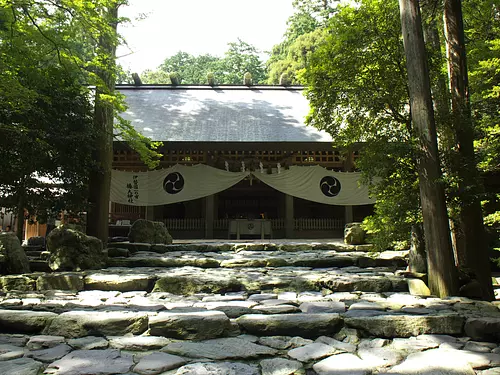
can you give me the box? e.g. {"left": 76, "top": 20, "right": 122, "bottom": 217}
{"left": 0, "top": 240, "right": 499, "bottom": 375}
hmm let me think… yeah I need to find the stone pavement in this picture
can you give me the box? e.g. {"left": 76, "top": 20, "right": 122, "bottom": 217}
{"left": 0, "top": 240, "right": 499, "bottom": 375}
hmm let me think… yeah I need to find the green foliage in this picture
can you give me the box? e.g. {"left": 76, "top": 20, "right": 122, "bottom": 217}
{"left": 140, "top": 39, "right": 267, "bottom": 85}
{"left": 466, "top": 0, "right": 500, "bottom": 248}
{"left": 0, "top": 0, "right": 161, "bottom": 222}
{"left": 302, "top": 0, "right": 418, "bottom": 249}
{"left": 141, "top": 51, "right": 221, "bottom": 84}
{"left": 218, "top": 38, "right": 266, "bottom": 84}
{"left": 267, "top": 28, "right": 327, "bottom": 84}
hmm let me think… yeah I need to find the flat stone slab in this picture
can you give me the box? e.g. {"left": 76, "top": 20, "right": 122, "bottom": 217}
{"left": 25, "top": 343, "right": 72, "bottom": 363}
{"left": 288, "top": 342, "right": 337, "bottom": 362}
{"left": 260, "top": 358, "right": 303, "bottom": 375}
{"left": 162, "top": 337, "right": 277, "bottom": 359}
{"left": 465, "top": 317, "right": 500, "bottom": 343}
{"left": 108, "top": 336, "right": 171, "bottom": 350}
{"left": 0, "top": 343, "right": 26, "bottom": 360}
{"left": 344, "top": 314, "right": 464, "bottom": 337}
{"left": 173, "top": 362, "right": 260, "bottom": 375}
{"left": 43, "top": 311, "right": 148, "bottom": 338}
{"left": 84, "top": 271, "right": 156, "bottom": 292}
{"left": 0, "top": 358, "right": 43, "bottom": 375}
{"left": 67, "top": 336, "right": 109, "bottom": 350}
{"left": 387, "top": 348, "right": 476, "bottom": 374}
{"left": 236, "top": 313, "right": 344, "bottom": 338}
{"left": 133, "top": 352, "right": 186, "bottom": 375}
{"left": 313, "top": 353, "right": 373, "bottom": 375}
{"left": 45, "top": 349, "right": 134, "bottom": 375}
{"left": 149, "top": 310, "right": 230, "bottom": 340}
{"left": 0, "top": 310, "right": 57, "bottom": 333}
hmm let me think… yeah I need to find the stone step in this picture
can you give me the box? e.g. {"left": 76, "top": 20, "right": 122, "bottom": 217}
{"left": 106, "top": 241, "right": 377, "bottom": 255}
{"left": 105, "top": 249, "right": 408, "bottom": 270}
{"left": 2, "top": 330, "right": 500, "bottom": 375}
{"left": 1, "top": 290, "right": 499, "bottom": 341}
{"left": 0, "top": 265, "right": 408, "bottom": 294}
{"left": 0, "top": 283, "right": 499, "bottom": 374}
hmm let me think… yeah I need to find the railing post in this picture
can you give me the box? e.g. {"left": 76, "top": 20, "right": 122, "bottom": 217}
{"left": 205, "top": 194, "right": 214, "bottom": 239}
{"left": 285, "top": 194, "right": 294, "bottom": 238}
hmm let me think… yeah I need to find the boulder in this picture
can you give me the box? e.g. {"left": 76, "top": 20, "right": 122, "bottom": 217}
{"left": 0, "top": 233, "right": 30, "bottom": 274}
{"left": 128, "top": 219, "right": 173, "bottom": 244}
{"left": 344, "top": 223, "right": 366, "bottom": 245}
{"left": 46, "top": 226, "right": 106, "bottom": 271}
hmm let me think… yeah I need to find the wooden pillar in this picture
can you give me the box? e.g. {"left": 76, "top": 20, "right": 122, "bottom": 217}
{"left": 344, "top": 149, "right": 354, "bottom": 225}
{"left": 146, "top": 206, "right": 154, "bottom": 221}
{"left": 345, "top": 206, "right": 353, "bottom": 224}
{"left": 205, "top": 194, "right": 214, "bottom": 239}
{"left": 285, "top": 194, "right": 294, "bottom": 239}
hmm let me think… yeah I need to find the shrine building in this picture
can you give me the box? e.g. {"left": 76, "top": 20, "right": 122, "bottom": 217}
{"left": 111, "top": 84, "right": 374, "bottom": 239}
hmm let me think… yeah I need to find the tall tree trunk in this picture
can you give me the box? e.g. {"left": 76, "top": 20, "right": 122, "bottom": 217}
{"left": 86, "top": 5, "right": 118, "bottom": 245}
{"left": 423, "top": 18, "right": 466, "bottom": 265}
{"left": 399, "top": 0, "right": 458, "bottom": 297}
{"left": 443, "top": 0, "right": 494, "bottom": 300}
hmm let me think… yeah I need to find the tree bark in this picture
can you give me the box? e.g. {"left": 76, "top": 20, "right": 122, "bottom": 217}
{"left": 443, "top": 0, "right": 494, "bottom": 300}
{"left": 399, "top": 0, "right": 458, "bottom": 298}
{"left": 422, "top": 17, "right": 466, "bottom": 265}
{"left": 86, "top": 5, "right": 118, "bottom": 245}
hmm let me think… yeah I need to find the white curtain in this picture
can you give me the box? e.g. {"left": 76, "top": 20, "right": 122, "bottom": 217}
{"left": 111, "top": 165, "right": 374, "bottom": 206}
{"left": 111, "top": 164, "right": 248, "bottom": 206}
{"left": 254, "top": 166, "right": 374, "bottom": 206}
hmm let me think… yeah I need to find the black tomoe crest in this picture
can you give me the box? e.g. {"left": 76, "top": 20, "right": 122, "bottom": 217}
{"left": 320, "top": 176, "right": 341, "bottom": 197}
{"left": 163, "top": 172, "right": 184, "bottom": 194}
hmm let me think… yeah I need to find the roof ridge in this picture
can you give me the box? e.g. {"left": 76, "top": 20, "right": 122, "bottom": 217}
{"left": 116, "top": 84, "right": 305, "bottom": 91}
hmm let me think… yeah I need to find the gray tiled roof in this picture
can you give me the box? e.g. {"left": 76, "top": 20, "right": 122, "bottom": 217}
{"left": 117, "top": 86, "right": 334, "bottom": 143}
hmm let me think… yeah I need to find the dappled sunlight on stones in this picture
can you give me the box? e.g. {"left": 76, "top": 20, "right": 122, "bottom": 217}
{"left": 45, "top": 349, "right": 134, "bottom": 375}
{"left": 0, "top": 343, "right": 27, "bottom": 360}
{"left": 313, "top": 353, "right": 372, "bottom": 375}
{"left": 0, "top": 357, "right": 43, "bottom": 375}
{"left": 0, "top": 240, "right": 498, "bottom": 373}
{"left": 43, "top": 311, "right": 148, "bottom": 338}
{"left": 260, "top": 358, "right": 303, "bottom": 375}
{"left": 236, "top": 313, "right": 343, "bottom": 338}
{"left": 173, "top": 361, "right": 260, "bottom": 375}
{"left": 148, "top": 310, "right": 230, "bottom": 340}
{"left": 162, "top": 337, "right": 277, "bottom": 359}
{"left": 132, "top": 352, "right": 186, "bottom": 375}
{"left": 287, "top": 342, "right": 337, "bottom": 362}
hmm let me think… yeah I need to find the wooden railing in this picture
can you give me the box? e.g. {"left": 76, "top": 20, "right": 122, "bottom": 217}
{"left": 295, "top": 218, "right": 344, "bottom": 230}
{"left": 164, "top": 218, "right": 344, "bottom": 231}
{"left": 214, "top": 219, "right": 229, "bottom": 230}
{"left": 164, "top": 218, "right": 205, "bottom": 230}
{"left": 271, "top": 218, "right": 285, "bottom": 229}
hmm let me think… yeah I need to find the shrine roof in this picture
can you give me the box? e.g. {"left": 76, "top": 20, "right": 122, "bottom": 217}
{"left": 116, "top": 85, "right": 334, "bottom": 143}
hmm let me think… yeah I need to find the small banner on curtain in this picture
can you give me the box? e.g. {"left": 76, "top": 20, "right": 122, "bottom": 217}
{"left": 111, "top": 164, "right": 249, "bottom": 206}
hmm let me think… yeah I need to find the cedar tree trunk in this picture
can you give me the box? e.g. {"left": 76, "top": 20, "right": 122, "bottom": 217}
{"left": 443, "top": 0, "right": 494, "bottom": 300}
{"left": 399, "top": 0, "right": 458, "bottom": 297}
{"left": 87, "top": 5, "right": 118, "bottom": 244}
